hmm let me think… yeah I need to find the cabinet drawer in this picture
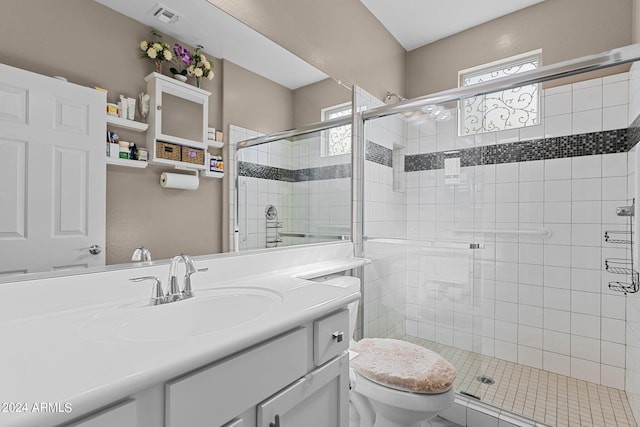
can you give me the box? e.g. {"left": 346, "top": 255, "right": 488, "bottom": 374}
{"left": 65, "top": 399, "right": 137, "bottom": 427}
{"left": 257, "top": 354, "right": 349, "bottom": 427}
{"left": 166, "top": 328, "right": 308, "bottom": 427}
{"left": 313, "top": 309, "right": 349, "bottom": 366}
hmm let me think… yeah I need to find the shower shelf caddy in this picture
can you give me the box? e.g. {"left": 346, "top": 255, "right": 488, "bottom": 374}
{"left": 265, "top": 205, "right": 283, "bottom": 248}
{"left": 604, "top": 199, "right": 639, "bottom": 294}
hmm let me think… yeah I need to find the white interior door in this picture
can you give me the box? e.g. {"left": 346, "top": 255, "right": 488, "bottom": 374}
{"left": 0, "top": 63, "right": 106, "bottom": 275}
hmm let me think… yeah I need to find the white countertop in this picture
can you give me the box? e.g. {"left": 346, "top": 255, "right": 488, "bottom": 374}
{"left": 0, "top": 246, "right": 363, "bottom": 427}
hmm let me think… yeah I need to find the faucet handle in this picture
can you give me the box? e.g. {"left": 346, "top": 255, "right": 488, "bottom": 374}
{"left": 182, "top": 266, "right": 208, "bottom": 299}
{"left": 130, "top": 276, "right": 164, "bottom": 306}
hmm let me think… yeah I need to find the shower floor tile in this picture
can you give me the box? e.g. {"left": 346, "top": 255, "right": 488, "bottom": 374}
{"left": 401, "top": 335, "right": 637, "bottom": 427}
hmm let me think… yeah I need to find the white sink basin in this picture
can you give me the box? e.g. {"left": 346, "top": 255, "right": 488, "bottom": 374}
{"left": 79, "top": 287, "right": 283, "bottom": 342}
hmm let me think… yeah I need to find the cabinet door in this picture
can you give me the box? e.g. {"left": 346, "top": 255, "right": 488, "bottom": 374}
{"left": 65, "top": 400, "right": 136, "bottom": 427}
{"left": 257, "top": 354, "right": 349, "bottom": 427}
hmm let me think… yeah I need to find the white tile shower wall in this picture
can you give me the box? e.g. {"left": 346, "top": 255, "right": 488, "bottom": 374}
{"left": 358, "top": 87, "right": 408, "bottom": 339}
{"left": 290, "top": 136, "right": 351, "bottom": 240}
{"left": 229, "top": 125, "right": 292, "bottom": 251}
{"left": 230, "top": 125, "right": 351, "bottom": 251}
{"left": 407, "top": 73, "right": 632, "bottom": 389}
{"left": 627, "top": 60, "right": 640, "bottom": 422}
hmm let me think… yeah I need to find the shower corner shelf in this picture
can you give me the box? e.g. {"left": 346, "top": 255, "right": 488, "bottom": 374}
{"left": 604, "top": 199, "right": 638, "bottom": 295}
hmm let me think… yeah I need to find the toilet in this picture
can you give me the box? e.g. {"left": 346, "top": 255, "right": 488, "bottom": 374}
{"left": 316, "top": 275, "right": 456, "bottom": 427}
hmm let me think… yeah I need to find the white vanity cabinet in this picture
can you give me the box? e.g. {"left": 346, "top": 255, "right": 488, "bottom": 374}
{"left": 166, "top": 309, "right": 350, "bottom": 427}
{"left": 60, "top": 308, "right": 350, "bottom": 427}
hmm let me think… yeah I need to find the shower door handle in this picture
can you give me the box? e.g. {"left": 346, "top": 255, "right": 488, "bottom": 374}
{"left": 469, "top": 243, "right": 484, "bottom": 249}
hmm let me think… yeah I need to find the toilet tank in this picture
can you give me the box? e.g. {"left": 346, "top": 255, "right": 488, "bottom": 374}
{"left": 310, "top": 275, "right": 360, "bottom": 342}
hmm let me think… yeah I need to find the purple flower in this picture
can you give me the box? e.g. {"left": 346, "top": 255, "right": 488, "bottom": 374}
{"left": 173, "top": 44, "right": 191, "bottom": 65}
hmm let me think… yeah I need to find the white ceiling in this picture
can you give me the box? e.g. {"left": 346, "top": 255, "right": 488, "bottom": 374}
{"left": 94, "top": 0, "right": 328, "bottom": 90}
{"left": 360, "top": 0, "right": 546, "bottom": 51}
{"left": 96, "top": 0, "right": 546, "bottom": 90}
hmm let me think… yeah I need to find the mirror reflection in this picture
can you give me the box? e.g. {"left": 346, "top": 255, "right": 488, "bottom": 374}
{"left": 231, "top": 126, "right": 352, "bottom": 252}
{"left": 0, "top": 0, "right": 351, "bottom": 279}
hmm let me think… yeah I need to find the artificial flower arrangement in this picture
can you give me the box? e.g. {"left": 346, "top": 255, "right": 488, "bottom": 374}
{"left": 139, "top": 30, "right": 215, "bottom": 87}
{"left": 139, "top": 29, "right": 172, "bottom": 72}
{"left": 187, "top": 45, "right": 215, "bottom": 87}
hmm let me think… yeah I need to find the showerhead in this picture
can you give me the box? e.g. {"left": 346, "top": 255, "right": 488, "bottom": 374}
{"left": 385, "top": 91, "right": 407, "bottom": 102}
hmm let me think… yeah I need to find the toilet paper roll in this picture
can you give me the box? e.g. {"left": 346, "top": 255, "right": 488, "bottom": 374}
{"left": 160, "top": 172, "right": 199, "bottom": 190}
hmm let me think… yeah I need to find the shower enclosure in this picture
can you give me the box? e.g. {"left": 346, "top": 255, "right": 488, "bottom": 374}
{"left": 357, "top": 45, "right": 640, "bottom": 426}
{"left": 232, "top": 44, "right": 640, "bottom": 426}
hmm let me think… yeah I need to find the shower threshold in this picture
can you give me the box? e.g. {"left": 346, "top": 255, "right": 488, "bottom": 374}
{"left": 401, "top": 335, "right": 637, "bottom": 427}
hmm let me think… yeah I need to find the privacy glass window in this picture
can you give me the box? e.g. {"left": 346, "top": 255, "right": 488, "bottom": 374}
{"left": 459, "top": 51, "right": 541, "bottom": 136}
{"left": 322, "top": 102, "right": 352, "bottom": 156}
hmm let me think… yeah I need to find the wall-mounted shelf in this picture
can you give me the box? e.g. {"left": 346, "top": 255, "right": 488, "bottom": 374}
{"left": 106, "top": 157, "right": 149, "bottom": 168}
{"left": 153, "top": 157, "right": 206, "bottom": 170}
{"left": 207, "top": 140, "right": 224, "bottom": 149}
{"left": 106, "top": 115, "right": 149, "bottom": 132}
{"left": 201, "top": 170, "right": 224, "bottom": 178}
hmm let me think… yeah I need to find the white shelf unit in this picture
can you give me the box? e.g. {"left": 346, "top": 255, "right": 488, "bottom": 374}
{"left": 145, "top": 73, "right": 211, "bottom": 169}
{"left": 106, "top": 157, "right": 149, "bottom": 168}
{"left": 201, "top": 170, "right": 224, "bottom": 178}
{"left": 106, "top": 115, "right": 149, "bottom": 168}
{"left": 106, "top": 115, "right": 149, "bottom": 132}
{"left": 207, "top": 140, "right": 224, "bottom": 149}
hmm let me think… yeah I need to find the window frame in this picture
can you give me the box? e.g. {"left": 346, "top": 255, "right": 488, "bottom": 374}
{"left": 321, "top": 101, "right": 352, "bottom": 157}
{"left": 458, "top": 49, "right": 542, "bottom": 136}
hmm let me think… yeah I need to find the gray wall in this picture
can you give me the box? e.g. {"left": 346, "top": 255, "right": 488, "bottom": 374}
{"left": 406, "top": 0, "right": 633, "bottom": 97}
{"left": 209, "top": 0, "right": 407, "bottom": 102}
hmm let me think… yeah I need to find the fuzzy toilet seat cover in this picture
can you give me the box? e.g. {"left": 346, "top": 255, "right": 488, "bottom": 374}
{"left": 351, "top": 338, "right": 456, "bottom": 394}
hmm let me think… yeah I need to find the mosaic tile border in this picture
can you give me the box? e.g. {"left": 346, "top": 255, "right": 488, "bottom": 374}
{"left": 405, "top": 128, "right": 630, "bottom": 172}
{"left": 629, "top": 113, "right": 640, "bottom": 148}
{"left": 366, "top": 140, "right": 393, "bottom": 167}
{"left": 238, "top": 141, "right": 393, "bottom": 182}
{"left": 238, "top": 161, "right": 351, "bottom": 182}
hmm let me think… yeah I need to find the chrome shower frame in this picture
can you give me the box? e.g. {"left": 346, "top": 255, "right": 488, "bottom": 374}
{"left": 232, "top": 44, "right": 640, "bottom": 335}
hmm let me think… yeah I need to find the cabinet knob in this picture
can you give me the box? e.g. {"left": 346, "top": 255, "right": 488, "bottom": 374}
{"left": 332, "top": 331, "right": 344, "bottom": 343}
{"left": 269, "top": 414, "right": 280, "bottom": 427}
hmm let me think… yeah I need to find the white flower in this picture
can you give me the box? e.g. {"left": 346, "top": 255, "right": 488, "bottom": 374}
{"left": 140, "top": 41, "right": 148, "bottom": 50}
{"left": 153, "top": 43, "right": 162, "bottom": 51}
{"left": 204, "top": 61, "right": 211, "bottom": 70}
{"left": 207, "top": 72, "right": 214, "bottom": 80}
{"left": 200, "top": 54, "right": 206, "bottom": 63}
{"left": 194, "top": 67, "right": 203, "bottom": 77}
{"left": 147, "top": 47, "right": 158, "bottom": 59}
{"left": 163, "top": 50, "right": 172, "bottom": 61}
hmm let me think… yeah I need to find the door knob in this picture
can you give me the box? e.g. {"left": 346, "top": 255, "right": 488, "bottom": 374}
{"left": 88, "top": 245, "right": 102, "bottom": 255}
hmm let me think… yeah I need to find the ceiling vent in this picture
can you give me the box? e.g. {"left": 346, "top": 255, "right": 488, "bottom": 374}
{"left": 148, "top": 3, "right": 181, "bottom": 24}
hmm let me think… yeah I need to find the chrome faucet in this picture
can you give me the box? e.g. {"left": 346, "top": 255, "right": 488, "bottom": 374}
{"left": 130, "top": 254, "right": 206, "bottom": 306}
{"left": 131, "top": 246, "right": 152, "bottom": 263}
